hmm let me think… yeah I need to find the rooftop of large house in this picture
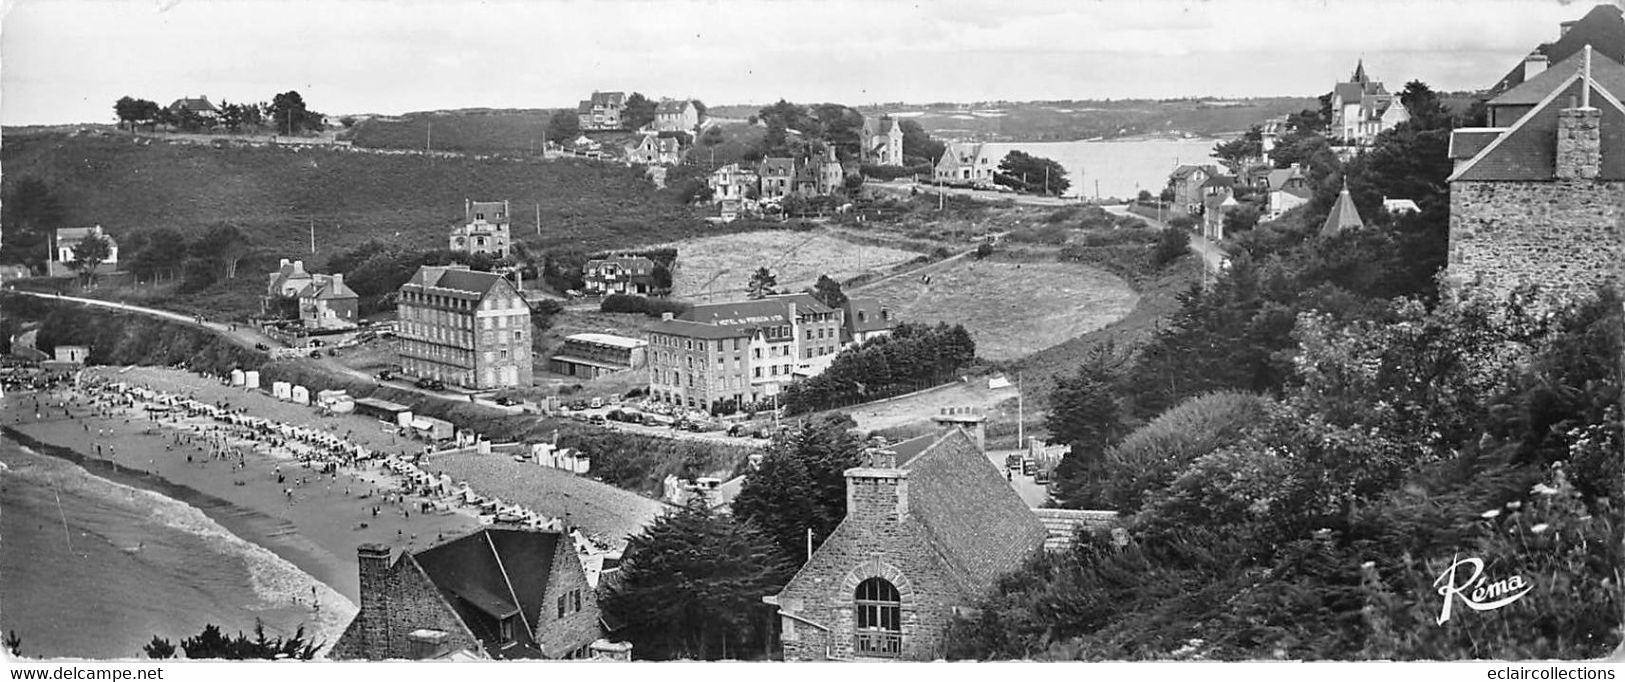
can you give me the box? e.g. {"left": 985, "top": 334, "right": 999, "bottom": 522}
{"left": 1489, "top": 4, "right": 1625, "bottom": 97}
{"left": 585, "top": 255, "right": 655, "bottom": 276}
{"left": 403, "top": 266, "right": 513, "bottom": 300}
{"left": 655, "top": 99, "right": 693, "bottom": 114}
{"left": 386, "top": 529, "right": 571, "bottom": 659}
{"left": 54, "top": 226, "right": 116, "bottom": 251}
{"left": 1449, "top": 47, "right": 1625, "bottom": 183}
{"left": 761, "top": 157, "right": 796, "bottom": 177}
{"left": 299, "top": 274, "right": 358, "bottom": 300}
{"left": 168, "top": 96, "right": 217, "bottom": 114}
{"left": 843, "top": 298, "right": 894, "bottom": 334}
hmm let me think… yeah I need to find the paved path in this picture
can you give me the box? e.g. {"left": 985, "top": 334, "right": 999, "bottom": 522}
{"left": 1102, "top": 204, "right": 1227, "bottom": 273}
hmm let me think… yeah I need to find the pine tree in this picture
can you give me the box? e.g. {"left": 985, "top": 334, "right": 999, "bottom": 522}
{"left": 602, "top": 500, "right": 794, "bottom": 660}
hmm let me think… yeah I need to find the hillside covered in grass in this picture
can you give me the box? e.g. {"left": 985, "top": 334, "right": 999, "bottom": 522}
{"left": 348, "top": 109, "right": 556, "bottom": 155}
{"left": 1, "top": 132, "right": 710, "bottom": 266}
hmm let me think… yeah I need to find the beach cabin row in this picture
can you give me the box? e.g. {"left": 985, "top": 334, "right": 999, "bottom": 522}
{"left": 228, "top": 368, "right": 261, "bottom": 389}
{"left": 532, "top": 442, "right": 590, "bottom": 474}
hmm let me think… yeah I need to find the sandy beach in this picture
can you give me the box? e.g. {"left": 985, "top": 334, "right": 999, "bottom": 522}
{"left": 4, "top": 369, "right": 483, "bottom": 606}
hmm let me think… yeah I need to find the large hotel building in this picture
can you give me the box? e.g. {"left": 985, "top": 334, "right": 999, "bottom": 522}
{"left": 645, "top": 293, "right": 893, "bottom": 412}
{"left": 396, "top": 265, "right": 532, "bottom": 389}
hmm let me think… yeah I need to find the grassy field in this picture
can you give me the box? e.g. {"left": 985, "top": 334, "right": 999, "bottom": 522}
{"left": 654, "top": 230, "right": 924, "bottom": 302}
{"left": 1, "top": 133, "right": 713, "bottom": 270}
{"left": 859, "top": 257, "right": 1138, "bottom": 362}
{"left": 348, "top": 109, "right": 557, "bottom": 155}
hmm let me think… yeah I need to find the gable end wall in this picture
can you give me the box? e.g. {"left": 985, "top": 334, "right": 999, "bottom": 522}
{"left": 1448, "top": 180, "right": 1625, "bottom": 302}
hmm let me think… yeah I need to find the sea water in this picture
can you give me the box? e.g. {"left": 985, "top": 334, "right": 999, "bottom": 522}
{"left": 977, "top": 138, "right": 1223, "bottom": 200}
{"left": 0, "top": 432, "right": 355, "bottom": 660}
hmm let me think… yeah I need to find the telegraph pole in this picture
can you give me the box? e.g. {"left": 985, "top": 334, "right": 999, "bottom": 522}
{"left": 309, "top": 219, "right": 315, "bottom": 254}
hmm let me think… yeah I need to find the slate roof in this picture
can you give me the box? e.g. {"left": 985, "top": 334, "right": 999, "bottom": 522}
{"left": 1489, "top": 4, "right": 1625, "bottom": 97}
{"left": 897, "top": 430, "right": 1049, "bottom": 595}
{"left": 268, "top": 260, "right": 312, "bottom": 295}
{"left": 1448, "top": 129, "right": 1506, "bottom": 160}
{"left": 843, "top": 298, "right": 894, "bottom": 334}
{"left": 681, "top": 299, "right": 792, "bottom": 333}
{"left": 1321, "top": 184, "right": 1366, "bottom": 237}
{"left": 1201, "top": 175, "right": 1236, "bottom": 189}
{"left": 765, "top": 292, "right": 835, "bottom": 316}
{"left": 1169, "top": 164, "right": 1211, "bottom": 180}
{"left": 168, "top": 96, "right": 217, "bottom": 114}
{"left": 646, "top": 317, "right": 751, "bottom": 341}
{"left": 1451, "top": 48, "right": 1625, "bottom": 182}
{"left": 586, "top": 255, "right": 655, "bottom": 276}
{"left": 589, "top": 91, "right": 625, "bottom": 108}
{"left": 404, "top": 266, "right": 512, "bottom": 301}
{"left": 300, "top": 274, "right": 358, "bottom": 300}
{"left": 1491, "top": 46, "right": 1625, "bottom": 107}
{"left": 408, "top": 528, "right": 566, "bottom": 658}
{"left": 1264, "top": 167, "right": 1304, "bottom": 190}
{"left": 655, "top": 99, "right": 693, "bottom": 114}
{"left": 760, "top": 157, "right": 796, "bottom": 177}
{"left": 1334, "top": 82, "right": 1367, "bottom": 103}
{"left": 55, "top": 226, "right": 114, "bottom": 249}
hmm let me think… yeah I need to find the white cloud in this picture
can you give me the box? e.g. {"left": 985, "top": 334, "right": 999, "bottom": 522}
{"left": 0, "top": 0, "right": 1601, "bottom": 124}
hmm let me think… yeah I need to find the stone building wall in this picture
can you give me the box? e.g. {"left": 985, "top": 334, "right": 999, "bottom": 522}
{"left": 1447, "top": 179, "right": 1625, "bottom": 303}
{"left": 775, "top": 471, "right": 965, "bottom": 662}
{"left": 533, "top": 535, "right": 605, "bottom": 657}
{"left": 329, "top": 550, "right": 482, "bottom": 660}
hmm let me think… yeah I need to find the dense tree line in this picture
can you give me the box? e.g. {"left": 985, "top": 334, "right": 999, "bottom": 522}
{"left": 599, "top": 293, "right": 689, "bottom": 318}
{"left": 971, "top": 78, "right": 1619, "bottom": 660}
{"left": 780, "top": 322, "right": 976, "bottom": 414}
{"left": 949, "top": 288, "right": 1621, "bottom": 660}
{"left": 113, "top": 90, "right": 320, "bottom": 134}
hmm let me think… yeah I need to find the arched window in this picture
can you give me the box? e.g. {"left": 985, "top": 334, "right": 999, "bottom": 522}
{"left": 854, "top": 578, "right": 901, "bottom": 657}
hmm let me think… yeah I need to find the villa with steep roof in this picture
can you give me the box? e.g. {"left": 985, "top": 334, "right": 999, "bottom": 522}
{"left": 762, "top": 429, "right": 1054, "bottom": 661}
{"left": 449, "top": 200, "right": 512, "bottom": 260}
{"left": 862, "top": 114, "right": 905, "bottom": 166}
{"left": 396, "top": 265, "right": 532, "bottom": 389}
{"left": 1446, "top": 45, "right": 1625, "bottom": 304}
{"left": 654, "top": 99, "right": 700, "bottom": 132}
{"left": 329, "top": 529, "right": 611, "bottom": 660}
{"left": 577, "top": 91, "right": 626, "bottom": 131}
{"left": 1331, "top": 60, "right": 1409, "bottom": 145}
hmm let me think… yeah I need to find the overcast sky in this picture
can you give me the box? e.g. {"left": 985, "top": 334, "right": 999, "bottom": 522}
{"left": 0, "top": 0, "right": 1609, "bottom": 125}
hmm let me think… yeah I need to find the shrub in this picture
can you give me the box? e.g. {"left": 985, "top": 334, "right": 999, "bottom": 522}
{"left": 1078, "top": 228, "right": 1160, "bottom": 247}
{"left": 1093, "top": 391, "right": 1271, "bottom": 512}
{"left": 1151, "top": 227, "right": 1191, "bottom": 266}
{"left": 601, "top": 293, "right": 648, "bottom": 314}
{"left": 1005, "top": 224, "right": 1070, "bottom": 245}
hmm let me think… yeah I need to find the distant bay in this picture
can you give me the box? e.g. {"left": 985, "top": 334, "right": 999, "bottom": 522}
{"left": 975, "top": 138, "right": 1223, "bottom": 201}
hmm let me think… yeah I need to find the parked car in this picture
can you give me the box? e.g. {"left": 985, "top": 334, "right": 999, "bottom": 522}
{"left": 494, "top": 396, "right": 519, "bottom": 406}
{"left": 376, "top": 370, "right": 395, "bottom": 381}
{"left": 254, "top": 343, "right": 270, "bottom": 351}
{"left": 415, "top": 377, "right": 445, "bottom": 391}
{"left": 588, "top": 414, "right": 607, "bottom": 426}
{"left": 307, "top": 350, "right": 322, "bottom": 359}
{"left": 308, "top": 339, "right": 325, "bottom": 348}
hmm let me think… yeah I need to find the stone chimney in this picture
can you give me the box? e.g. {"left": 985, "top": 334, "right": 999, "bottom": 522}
{"left": 845, "top": 448, "right": 907, "bottom": 523}
{"left": 1556, "top": 47, "right": 1602, "bottom": 181}
{"left": 932, "top": 406, "right": 987, "bottom": 452}
{"left": 405, "top": 629, "right": 449, "bottom": 659}
{"left": 1523, "top": 53, "right": 1548, "bottom": 80}
{"left": 332, "top": 273, "right": 344, "bottom": 286}
{"left": 357, "top": 543, "right": 393, "bottom": 658}
{"left": 293, "top": 260, "right": 304, "bottom": 273}
{"left": 280, "top": 258, "right": 290, "bottom": 268}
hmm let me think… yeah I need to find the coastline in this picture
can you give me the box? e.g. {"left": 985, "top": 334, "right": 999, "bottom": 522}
{"left": 2, "top": 372, "right": 484, "bottom": 605}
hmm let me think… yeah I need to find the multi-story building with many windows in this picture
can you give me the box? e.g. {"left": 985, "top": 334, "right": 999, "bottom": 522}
{"left": 645, "top": 294, "right": 855, "bottom": 412}
{"left": 396, "top": 265, "right": 532, "bottom": 389}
